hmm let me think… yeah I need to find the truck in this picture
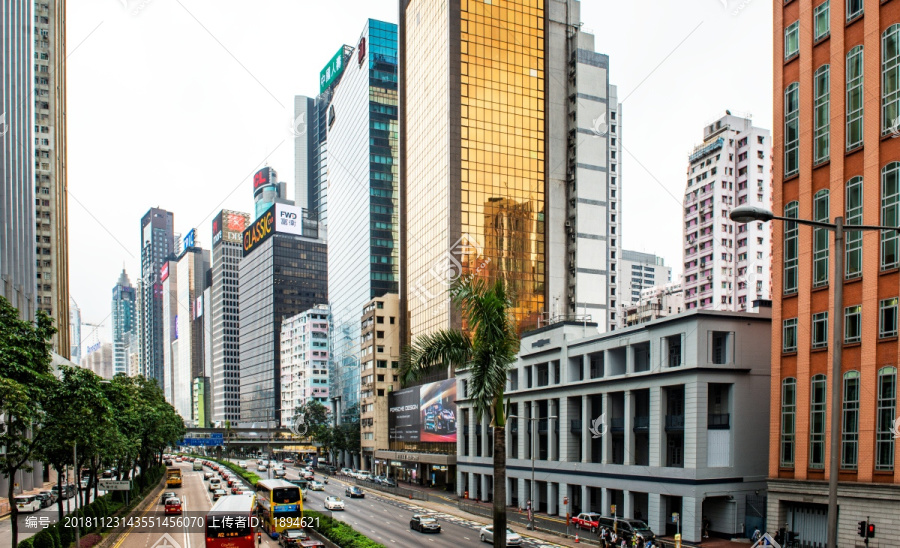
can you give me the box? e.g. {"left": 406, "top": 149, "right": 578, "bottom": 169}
{"left": 193, "top": 460, "right": 203, "bottom": 471}
{"left": 166, "top": 467, "right": 182, "bottom": 488}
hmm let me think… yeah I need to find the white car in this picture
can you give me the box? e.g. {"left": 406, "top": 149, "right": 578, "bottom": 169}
{"left": 479, "top": 526, "right": 522, "bottom": 546}
{"left": 15, "top": 496, "right": 41, "bottom": 514}
{"left": 324, "top": 496, "right": 345, "bottom": 510}
{"left": 257, "top": 465, "right": 267, "bottom": 472}
{"left": 308, "top": 481, "right": 325, "bottom": 491}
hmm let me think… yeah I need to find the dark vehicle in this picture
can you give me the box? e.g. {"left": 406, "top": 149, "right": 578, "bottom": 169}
{"left": 52, "top": 484, "right": 75, "bottom": 500}
{"left": 345, "top": 486, "right": 364, "bottom": 498}
{"left": 278, "top": 529, "right": 308, "bottom": 548}
{"left": 410, "top": 515, "right": 441, "bottom": 533}
{"left": 423, "top": 403, "right": 456, "bottom": 434}
{"left": 597, "top": 517, "right": 655, "bottom": 543}
{"left": 102, "top": 469, "right": 113, "bottom": 478}
{"left": 40, "top": 491, "right": 58, "bottom": 505}
{"left": 382, "top": 478, "right": 397, "bottom": 488}
{"left": 35, "top": 493, "right": 52, "bottom": 508}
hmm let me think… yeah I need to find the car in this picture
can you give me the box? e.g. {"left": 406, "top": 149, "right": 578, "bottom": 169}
{"left": 572, "top": 512, "right": 601, "bottom": 533}
{"left": 240, "top": 462, "right": 248, "bottom": 469}
{"left": 274, "top": 469, "right": 286, "bottom": 478}
{"left": 596, "top": 517, "right": 655, "bottom": 543}
{"left": 283, "top": 458, "right": 294, "bottom": 464}
{"left": 204, "top": 472, "right": 214, "bottom": 479}
{"left": 212, "top": 489, "right": 227, "bottom": 501}
{"left": 233, "top": 490, "right": 252, "bottom": 496}
{"left": 15, "top": 496, "right": 41, "bottom": 514}
{"left": 479, "top": 526, "right": 522, "bottom": 546}
{"left": 382, "top": 479, "right": 397, "bottom": 488}
{"left": 164, "top": 459, "right": 173, "bottom": 466}
{"left": 101, "top": 469, "right": 113, "bottom": 478}
{"left": 345, "top": 486, "right": 364, "bottom": 498}
{"left": 52, "top": 484, "right": 74, "bottom": 500}
{"left": 409, "top": 514, "right": 442, "bottom": 533}
{"left": 278, "top": 529, "right": 308, "bottom": 548}
{"left": 340, "top": 468, "right": 352, "bottom": 476}
{"left": 257, "top": 465, "right": 267, "bottom": 472}
{"left": 34, "top": 493, "right": 52, "bottom": 508}
{"left": 164, "top": 497, "right": 182, "bottom": 515}
{"left": 308, "top": 481, "right": 325, "bottom": 491}
{"left": 40, "top": 491, "right": 58, "bottom": 505}
{"left": 175, "top": 458, "right": 182, "bottom": 462}
{"left": 209, "top": 479, "right": 221, "bottom": 492}
{"left": 160, "top": 491, "right": 179, "bottom": 504}
{"left": 231, "top": 485, "right": 244, "bottom": 494}
{"left": 323, "top": 496, "right": 345, "bottom": 510}
{"left": 302, "top": 471, "right": 314, "bottom": 481}
{"left": 79, "top": 479, "right": 89, "bottom": 491}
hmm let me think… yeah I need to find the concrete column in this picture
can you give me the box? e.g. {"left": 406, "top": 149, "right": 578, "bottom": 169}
{"left": 481, "top": 419, "right": 490, "bottom": 458}
{"left": 518, "top": 412, "right": 527, "bottom": 460}
{"left": 469, "top": 472, "right": 476, "bottom": 499}
{"left": 602, "top": 393, "right": 612, "bottom": 464}
{"left": 517, "top": 477, "right": 527, "bottom": 510}
{"left": 601, "top": 487, "right": 610, "bottom": 517}
{"left": 457, "top": 470, "right": 465, "bottom": 497}
{"left": 648, "top": 492, "right": 667, "bottom": 536}
{"left": 548, "top": 482, "right": 558, "bottom": 515}
{"left": 649, "top": 386, "right": 663, "bottom": 467}
{"left": 581, "top": 484, "right": 590, "bottom": 513}
{"left": 581, "top": 395, "right": 590, "bottom": 462}
{"left": 506, "top": 476, "right": 514, "bottom": 507}
{"left": 624, "top": 389, "right": 634, "bottom": 466}
{"left": 683, "top": 496, "right": 703, "bottom": 544}
{"left": 468, "top": 409, "right": 477, "bottom": 457}
{"left": 558, "top": 482, "right": 569, "bottom": 517}
{"left": 685, "top": 381, "right": 705, "bottom": 469}
{"left": 481, "top": 474, "right": 489, "bottom": 503}
{"left": 549, "top": 398, "right": 558, "bottom": 461}
{"left": 559, "top": 396, "right": 570, "bottom": 462}
{"left": 624, "top": 489, "right": 633, "bottom": 519}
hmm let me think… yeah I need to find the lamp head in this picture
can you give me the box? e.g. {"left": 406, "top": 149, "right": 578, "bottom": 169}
{"left": 729, "top": 205, "right": 774, "bottom": 224}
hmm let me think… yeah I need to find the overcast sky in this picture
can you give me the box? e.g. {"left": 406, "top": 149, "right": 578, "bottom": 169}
{"left": 67, "top": 0, "right": 772, "bottom": 342}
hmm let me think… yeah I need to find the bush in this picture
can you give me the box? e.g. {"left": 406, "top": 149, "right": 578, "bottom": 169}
{"left": 80, "top": 506, "right": 94, "bottom": 534}
{"left": 17, "top": 537, "right": 35, "bottom": 548}
{"left": 303, "top": 510, "right": 386, "bottom": 548}
{"left": 32, "top": 530, "right": 54, "bottom": 548}
{"left": 49, "top": 525, "right": 62, "bottom": 548}
{"left": 58, "top": 521, "right": 73, "bottom": 548}
{"left": 78, "top": 534, "right": 101, "bottom": 548}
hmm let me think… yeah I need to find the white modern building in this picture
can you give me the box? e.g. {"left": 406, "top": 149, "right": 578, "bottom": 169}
{"left": 683, "top": 113, "right": 771, "bottom": 312}
{"left": 616, "top": 250, "right": 671, "bottom": 307}
{"left": 280, "top": 305, "right": 331, "bottom": 428}
{"left": 619, "top": 282, "right": 685, "bottom": 328}
{"left": 456, "top": 307, "right": 772, "bottom": 544}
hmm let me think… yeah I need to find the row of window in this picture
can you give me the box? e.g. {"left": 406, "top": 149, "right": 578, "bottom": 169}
{"left": 783, "top": 23, "right": 900, "bottom": 176}
{"left": 783, "top": 298, "right": 899, "bottom": 352}
{"left": 781, "top": 367, "right": 895, "bottom": 471}
{"left": 783, "top": 163, "right": 900, "bottom": 294}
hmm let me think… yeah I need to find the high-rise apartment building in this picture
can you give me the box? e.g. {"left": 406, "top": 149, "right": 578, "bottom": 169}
{"left": 239, "top": 201, "right": 327, "bottom": 426}
{"left": 400, "top": 0, "right": 621, "bottom": 342}
{"left": 769, "top": 2, "right": 900, "bottom": 544}
{"left": 111, "top": 269, "right": 136, "bottom": 376}
{"left": 359, "top": 294, "right": 401, "bottom": 471}
{"left": 1, "top": 1, "right": 36, "bottom": 324}
{"left": 33, "top": 0, "right": 69, "bottom": 355}
{"left": 140, "top": 208, "right": 175, "bottom": 387}
{"left": 280, "top": 304, "right": 331, "bottom": 429}
{"left": 161, "top": 258, "right": 177, "bottom": 405}
{"left": 615, "top": 250, "right": 671, "bottom": 307}
{"left": 328, "top": 19, "right": 398, "bottom": 419}
{"left": 175, "top": 232, "right": 209, "bottom": 425}
{"left": 682, "top": 113, "right": 772, "bottom": 313}
{"left": 211, "top": 209, "right": 249, "bottom": 424}
{"left": 69, "top": 297, "right": 82, "bottom": 364}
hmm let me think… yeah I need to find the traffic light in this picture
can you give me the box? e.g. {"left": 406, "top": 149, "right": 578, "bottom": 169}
{"left": 867, "top": 523, "right": 875, "bottom": 538}
{"left": 858, "top": 520, "right": 868, "bottom": 538}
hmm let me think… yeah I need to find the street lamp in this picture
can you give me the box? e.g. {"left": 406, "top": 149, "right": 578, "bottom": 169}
{"left": 730, "top": 205, "right": 898, "bottom": 548}
{"left": 508, "top": 413, "right": 557, "bottom": 531}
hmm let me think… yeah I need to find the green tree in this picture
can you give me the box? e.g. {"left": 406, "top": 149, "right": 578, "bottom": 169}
{"left": 401, "top": 277, "right": 518, "bottom": 548}
{"left": 294, "top": 399, "right": 332, "bottom": 458}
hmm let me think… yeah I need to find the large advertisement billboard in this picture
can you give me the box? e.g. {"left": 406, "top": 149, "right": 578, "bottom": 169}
{"left": 213, "top": 210, "right": 249, "bottom": 246}
{"left": 242, "top": 205, "right": 275, "bottom": 256}
{"left": 319, "top": 46, "right": 348, "bottom": 94}
{"left": 252, "top": 167, "right": 276, "bottom": 196}
{"left": 389, "top": 378, "right": 457, "bottom": 443}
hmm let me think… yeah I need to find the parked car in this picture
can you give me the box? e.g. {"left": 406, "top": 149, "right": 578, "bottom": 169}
{"left": 323, "top": 496, "right": 345, "bottom": 510}
{"left": 164, "top": 497, "right": 182, "bottom": 515}
{"left": 278, "top": 529, "right": 307, "bottom": 548}
{"left": 340, "top": 468, "right": 352, "bottom": 476}
{"left": 34, "top": 493, "right": 52, "bottom": 508}
{"left": 40, "top": 491, "right": 58, "bottom": 505}
{"left": 52, "top": 484, "right": 75, "bottom": 500}
{"left": 345, "top": 486, "right": 364, "bottom": 498}
{"left": 308, "top": 481, "right": 325, "bottom": 491}
{"left": 212, "top": 489, "right": 227, "bottom": 501}
{"left": 572, "top": 512, "right": 601, "bottom": 533}
{"left": 282, "top": 458, "right": 294, "bottom": 464}
{"left": 382, "top": 478, "right": 397, "bottom": 488}
{"left": 479, "top": 526, "right": 521, "bottom": 546}
{"left": 596, "top": 517, "right": 655, "bottom": 543}
{"left": 409, "top": 514, "right": 441, "bottom": 533}
{"left": 14, "top": 496, "right": 41, "bottom": 514}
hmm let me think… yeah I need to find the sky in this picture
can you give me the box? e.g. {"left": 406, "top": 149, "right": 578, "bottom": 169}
{"left": 67, "top": 0, "right": 772, "bottom": 341}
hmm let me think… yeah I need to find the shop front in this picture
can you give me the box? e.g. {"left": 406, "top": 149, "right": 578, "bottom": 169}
{"left": 375, "top": 450, "right": 456, "bottom": 491}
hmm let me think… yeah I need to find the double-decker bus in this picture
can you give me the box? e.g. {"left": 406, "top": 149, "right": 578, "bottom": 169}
{"left": 255, "top": 479, "right": 303, "bottom": 537}
{"left": 205, "top": 494, "right": 257, "bottom": 548}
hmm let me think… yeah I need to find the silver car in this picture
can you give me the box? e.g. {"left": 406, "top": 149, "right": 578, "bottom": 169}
{"left": 479, "top": 526, "right": 522, "bottom": 546}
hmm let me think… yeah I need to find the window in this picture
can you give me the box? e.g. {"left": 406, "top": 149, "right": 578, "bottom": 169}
{"left": 847, "top": 0, "right": 862, "bottom": 21}
{"left": 785, "top": 83, "right": 800, "bottom": 177}
{"left": 813, "top": 65, "right": 830, "bottom": 164}
{"left": 812, "top": 312, "right": 828, "bottom": 349}
{"left": 884, "top": 25, "right": 900, "bottom": 135}
{"left": 783, "top": 318, "right": 798, "bottom": 353}
{"left": 809, "top": 374, "right": 827, "bottom": 469}
{"left": 781, "top": 378, "right": 797, "bottom": 468}
{"left": 876, "top": 366, "right": 897, "bottom": 471}
{"left": 845, "top": 176, "right": 863, "bottom": 278}
{"left": 845, "top": 305, "right": 862, "bottom": 343}
{"left": 846, "top": 46, "right": 864, "bottom": 150}
{"left": 785, "top": 21, "right": 800, "bottom": 59}
{"left": 880, "top": 298, "right": 898, "bottom": 338}
{"left": 841, "top": 371, "right": 860, "bottom": 469}
{"left": 784, "top": 201, "right": 799, "bottom": 294}
{"left": 882, "top": 163, "right": 900, "bottom": 269}
{"left": 813, "top": 190, "right": 830, "bottom": 287}
{"left": 814, "top": 1, "right": 830, "bottom": 41}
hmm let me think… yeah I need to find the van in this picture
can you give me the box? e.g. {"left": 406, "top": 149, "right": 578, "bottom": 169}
{"left": 597, "top": 517, "right": 656, "bottom": 543}
{"left": 193, "top": 461, "right": 203, "bottom": 471}
{"left": 15, "top": 496, "right": 41, "bottom": 514}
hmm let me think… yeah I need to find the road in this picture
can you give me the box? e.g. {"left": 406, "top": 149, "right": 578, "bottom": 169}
{"left": 0, "top": 486, "right": 107, "bottom": 543}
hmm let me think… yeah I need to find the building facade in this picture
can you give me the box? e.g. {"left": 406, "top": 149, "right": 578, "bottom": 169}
{"left": 616, "top": 250, "right": 671, "bottom": 308}
{"left": 683, "top": 113, "right": 772, "bottom": 313}
{"left": 252, "top": 167, "right": 290, "bottom": 222}
{"left": 111, "top": 269, "right": 136, "bottom": 376}
{"left": 769, "top": 2, "right": 900, "bottom": 545}
{"left": 619, "top": 282, "right": 685, "bottom": 329}
{"left": 33, "top": 0, "right": 69, "bottom": 355}
{"left": 359, "top": 294, "right": 401, "bottom": 471}
{"left": 140, "top": 208, "right": 175, "bottom": 387}
{"left": 161, "top": 259, "right": 177, "bottom": 405}
{"left": 280, "top": 304, "right": 331, "bottom": 429}
{"left": 456, "top": 309, "right": 772, "bottom": 543}
{"left": 239, "top": 202, "right": 327, "bottom": 426}
{"left": 328, "top": 19, "right": 399, "bottom": 420}
{"left": 175, "top": 239, "right": 209, "bottom": 424}
{"left": 210, "top": 209, "right": 249, "bottom": 425}
{"left": 69, "top": 297, "right": 82, "bottom": 364}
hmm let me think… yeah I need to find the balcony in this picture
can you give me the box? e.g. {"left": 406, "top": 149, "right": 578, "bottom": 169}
{"left": 665, "top": 414, "right": 685, "bottom": 432}
{"left": 632, "top": 416, "right": 649, "bottom": 432}
{"left": 708, "top": 413, "right": 730, "bottom": 429}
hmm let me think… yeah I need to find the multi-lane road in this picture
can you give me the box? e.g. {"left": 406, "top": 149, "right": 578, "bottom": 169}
{"left": 0, "top": 486, "right": 105, "bottom": 543}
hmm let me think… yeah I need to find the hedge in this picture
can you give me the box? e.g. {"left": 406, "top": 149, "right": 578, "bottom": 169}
{"left": 303, "top": 510, "right": 386, "bottom": 548}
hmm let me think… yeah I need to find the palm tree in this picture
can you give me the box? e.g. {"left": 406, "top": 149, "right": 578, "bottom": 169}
{"left": 402, "top": 276, "right": 519, "bottom": 548}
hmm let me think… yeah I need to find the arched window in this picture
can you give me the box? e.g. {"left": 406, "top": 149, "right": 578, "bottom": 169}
{"left": 876, "top": 366, "right": 897, "bottom": 471}
{"left": 814, "top": 65, "right": 830, "bottom": 163}
{"left": 841, "top": 371, "right": 860, "bottom": 469}
{"left": 847, "top": 46, "right": 864, "bottom": 149}
{"left": 813, "top": 190, "right": 830, "bottom": 286}
{"left": 883, "top": 25, "right": 900, "bottom": 135}
{"left": 881, "top": 162, "right": 900, "bottom": 270}
{"left": 809, "top": 374, "right": 827, "bottom": 469}
{"left": 845, "top": 176, "right": 863, "bottom": 278}
{"left": 785, "top": 83, "right": 800, "bottom": 176}
{"left": 784, "top": 201, "right": 799, "bottom": 293}
{"left": 781, "top": 378, "right": 797, "bottom": 467}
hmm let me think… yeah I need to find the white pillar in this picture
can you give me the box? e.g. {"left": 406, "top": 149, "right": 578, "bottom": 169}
{"left": 648, "top": 492, "right": 666, "bottom": 535}
{"left": 548, "top": 482, "right": 558, "bottom": 515}
{"left": 468, "top": 472, "right": 476, "bottom": 498}
{"left": 468, "top": 409, "right": 477, "bottom": 457}
{"left": 581, "top": 395, "right": 590, "bottom": 463}
{"left": 683, "top": 496, "right": 703, "bottom": 544}
{"left": 581, "top": 484, "right": 590, "bottom": 513}
{"left": 601, "top": 487, "right": 610, "bottom": 517}
{"left": 602, "top": 393, "right": 612, "bottom": 464}
{"left": 559, "top": 396, "right": 570, "bottom": 462}
{"left": 558, "top": 482, "right": 569, "bottom": 517}
{"left": 624, "top": 489, "right": 633, "bottom": 519}
{"left": 548, "top": 399, "right": 558, "bottom": 461}
{"left": 624, "top": 390, "right": 634, "bottom": 466}
{"left": 518, "top": 477, "right": 527, "bottom": 510}
{"left": 649, "top": 386, "right": 663, "bottom": 467}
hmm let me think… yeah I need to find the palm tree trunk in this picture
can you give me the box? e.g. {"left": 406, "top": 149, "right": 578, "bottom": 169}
{"left": 492, "top": 424, "right": 507, "bottom": 548}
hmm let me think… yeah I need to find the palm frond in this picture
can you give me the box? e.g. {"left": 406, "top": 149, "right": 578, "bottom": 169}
{"left": 400, "top": 329, "right": 473, "bottom": 385}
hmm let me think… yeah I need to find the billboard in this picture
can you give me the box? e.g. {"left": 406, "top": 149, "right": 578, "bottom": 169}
{"left": 242, "top": 205, "right": 275, "bottom": 256}
{"left": 213, "top": 210, "right": 249, "bottom": 246}
{"left": 160, "top": 262, "right": 170, "bottom": 282}
{"left": 274, "top": 204, "right": 303, "bottom": 236}
{"left": 181, "top": 229, "right": 196, "bottom": 254}
{"left": 253, "top": 167, "right": 276, "bottom": 196}
{"left": 389, "top": 378, "right": 457, "bottom": 443}
{"left": 320, "top": 46, "right": 348, "bottom": 94}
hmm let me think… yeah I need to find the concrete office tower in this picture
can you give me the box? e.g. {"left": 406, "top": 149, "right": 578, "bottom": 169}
{"left": 210, "top": 210, "right": 249, "bottom": 424}
{"left": 33, "top": 0, "right": 69, "bottom": 355}
{"left": 280, "top": 305, "right": 331, "bottom": 429}
{"left": 252, "top": 167, "right": 290, "bottom": 221}
{"left": 85, "top": 342, "right": 114, "bottom": 380}
{"left": 239, "top": 202, "right": 327, "bottom": 426}
{"left": 769, "top": 3, "right": 900, "bottom": 544}
{"left": 129, "top": 279, "right": 143, "bottom": 376}
{"left": 615, "top": 250, "right": 671, "bottom": 307}
{"left": 682, "top": 113, "right": 771, "bottom": 312}
{"left": 328, "top": 19, "right": 398, "bottom": 419}
{"left": 140, "top": 208, "right": 175, "bottom": 386}
{"left": 69, "top": 297, "right": 82, "bottom": 364}
{"left": 359, "top": 294, "right": 401, "bottom": 472}
{"left": 111, "top": 269, "right": 136, "bottom": 376}
{"left": 1, "top": 0, "right": 36, "bottom": 323}
{"left": 175, "top": 232, "right": 209, "bottom": 425}
{"left": 161, "top": 259, "right": 177, "bottom": 405}
{"left": 400, "top": 0, "right": 621, "bottom": 342}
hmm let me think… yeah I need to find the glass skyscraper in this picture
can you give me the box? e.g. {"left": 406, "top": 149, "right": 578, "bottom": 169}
{"left": 326, "top": 19, "right": 398, "bottom": 419}
{"left": 140, "top": 208, "right": 175, "bottom": 387}
{"left": 111, "top": 269, "right": 136, "bottom": 376}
